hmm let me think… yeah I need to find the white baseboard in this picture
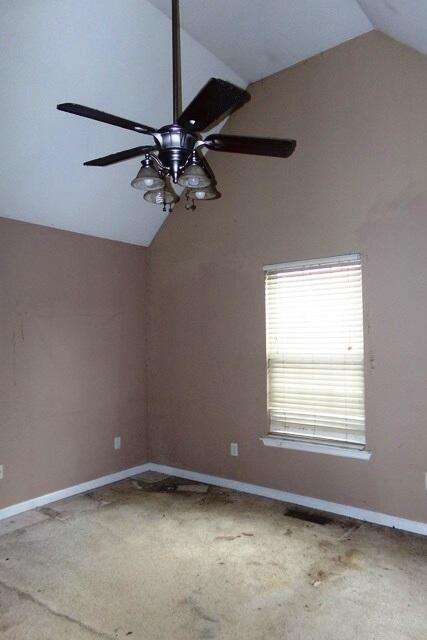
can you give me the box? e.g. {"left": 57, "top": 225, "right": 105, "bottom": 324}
{"left": 0, "top": 463, "right": 150, "bottom": 521}
{"left": 1, "top": 461, "right": 426, "bottom": 537}
{"left": 148, "top": 463, "right": 427, "bottom": 537}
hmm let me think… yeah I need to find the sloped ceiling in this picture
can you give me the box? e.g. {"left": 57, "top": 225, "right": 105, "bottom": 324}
{"left": 0, "top": 0, "right": 244, "bottom": 246}
{"left": 357, "top": 0, "right": 427, "bottom": 57}
{"left": 151, "top": 1, "right": 427, "bottom": 83}
{"left": 2, "top": 0, "right": 427, "bottom": 246}
{"left": 149, "top": 0, "right": 373, "bottom": 82}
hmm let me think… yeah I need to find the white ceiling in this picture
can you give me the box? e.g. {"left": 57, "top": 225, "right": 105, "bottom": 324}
{"left": 0, "top": 0, "right": 244, "bottom": 246}
{"left": 357, "top": 0, "right": 427, "bottom": 57}
{"left": 2, "top": 1, "right": 427, "bottom": 246}
{"left": 149, "top": 0, "right": 373, "bottom": 83}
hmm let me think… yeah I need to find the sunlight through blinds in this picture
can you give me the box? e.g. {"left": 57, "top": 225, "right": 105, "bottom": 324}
{"left": 265, "top": 254, "right": 366, "bottom": 447}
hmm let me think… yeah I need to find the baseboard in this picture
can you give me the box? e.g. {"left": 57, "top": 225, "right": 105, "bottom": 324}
{"left": 0, "top": 463, "right": 151, "bottom": 521}
{"left": 1, "top": 461, "right": 426, "bottom": 537}
{"left": 148, "top": 463, "right": 427, "bottom": 537}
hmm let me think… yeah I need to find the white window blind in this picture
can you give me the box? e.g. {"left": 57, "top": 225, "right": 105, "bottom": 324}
{"left": 265, "top": 254, "right": 366, "bottom": 447}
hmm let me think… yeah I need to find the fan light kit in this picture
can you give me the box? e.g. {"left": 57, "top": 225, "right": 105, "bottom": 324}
{"left": 57, "top": 0, "right": 296, "bottom": 212}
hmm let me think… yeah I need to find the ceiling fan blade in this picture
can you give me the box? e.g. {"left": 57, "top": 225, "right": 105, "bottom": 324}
{"left": 203, "top": 134, "right": 296, "bottom": 158}
{"left": 84, "top": 146, "right": 155, "bottom": 167}
{"left": 57, "top": 103, "right": 157, "bottom": 135}
{"left": 177, "top": 78, "right": 250, "bottom": 132}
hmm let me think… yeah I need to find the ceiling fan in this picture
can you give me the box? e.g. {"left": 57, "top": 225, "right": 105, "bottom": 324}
{"left": 57, "top": 0, "right": 296, "bottom": 211}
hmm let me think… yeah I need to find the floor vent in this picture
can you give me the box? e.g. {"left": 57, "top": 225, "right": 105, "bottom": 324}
{"left": 285, "top": 507, "right": 333, "bottom": 525}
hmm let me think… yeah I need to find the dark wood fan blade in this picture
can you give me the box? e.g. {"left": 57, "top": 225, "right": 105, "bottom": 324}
{"left": 203, "top": 134, "right": 296, "bottom": 158}
{"left": 177, "top": 78, "right": 250, "bottom": 132}
{"left": 57, "top": 103, "right": 157, "bottom": 135}
{"left": 84, "top": 146, "right": 155, "bottom": 166}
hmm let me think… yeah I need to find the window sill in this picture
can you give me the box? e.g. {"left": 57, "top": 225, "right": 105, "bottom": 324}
{"left": 260, "top": 435, "right": 372, "bottom": 460}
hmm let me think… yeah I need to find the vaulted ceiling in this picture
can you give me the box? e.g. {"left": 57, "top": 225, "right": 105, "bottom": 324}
{"left": 0, "top": 0, "right": 243, "bottom": 246}
{"left": 357, "top": 0, "right": 427, "bottom": 59}
{"left": 149, "top": 0, "right": 372, "bottom": 82}
{"left": 1, "top": 0, "right": 427, "bottom": 246}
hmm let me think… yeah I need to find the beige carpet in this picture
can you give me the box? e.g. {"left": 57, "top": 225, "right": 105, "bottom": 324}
{"left": 0, "top": 473, "right": 426, "bottom": 639}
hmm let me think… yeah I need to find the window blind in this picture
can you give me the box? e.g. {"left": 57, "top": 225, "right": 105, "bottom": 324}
{"left": 265, "top": 254, "right": 366, "bottom": 447}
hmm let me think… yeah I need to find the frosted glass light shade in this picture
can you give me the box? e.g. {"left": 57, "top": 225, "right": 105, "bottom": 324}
{"left": 143, "top": 185, "right": 178, "bottom": 205}
{"left": 131, "top": 165, "right": 165, "bottom": 191}
{"left": 178, "top": 164, "right": 211, "bottom": 188}
{"left": 188, "top": 185, "right": 221, "bottom": 200}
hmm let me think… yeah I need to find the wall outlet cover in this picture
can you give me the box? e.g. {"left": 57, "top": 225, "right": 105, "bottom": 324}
{"left": 114, "top": 436, "right": 121, "bottom": 450}
{"left": 230, "top": 442, "right": 239, "bottom": 456}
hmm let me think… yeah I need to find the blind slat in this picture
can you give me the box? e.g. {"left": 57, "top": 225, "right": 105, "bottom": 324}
{"left": 265, "top": 255, "right": 366, "bottom": 446}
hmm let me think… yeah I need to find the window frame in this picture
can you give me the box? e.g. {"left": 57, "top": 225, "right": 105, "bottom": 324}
{"left": 262, "top": 253, "right": 371, "bottom": 460}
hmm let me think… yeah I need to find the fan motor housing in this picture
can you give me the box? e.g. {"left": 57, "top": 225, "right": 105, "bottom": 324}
{"left": 155, "top": 124, "right": 198, "bottom": 182}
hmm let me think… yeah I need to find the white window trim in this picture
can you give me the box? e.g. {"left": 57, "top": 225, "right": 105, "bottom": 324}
{"left": 261, "top": 435, "right": 372, "bottom": 460}
{"left": 263, "top": 253, "right": 361, "bottom": 273}
{"left": 264, "top": 253, "right": 368, "bottom": 455}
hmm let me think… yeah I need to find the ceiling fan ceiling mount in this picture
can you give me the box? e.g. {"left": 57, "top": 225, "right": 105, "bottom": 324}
{"left": 57, "top": 0, "right": 296, "bottom": 211}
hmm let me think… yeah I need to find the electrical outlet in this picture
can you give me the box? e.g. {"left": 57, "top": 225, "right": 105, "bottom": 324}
{"left": 114, "top": 436, "right": 121, "bottom": 450}
{"left": 425, "top": 473, "right": 427, "bottom": 491}
{"left": 230, "top": 442, "right": 239, "bottom": 457}
{"left": 0, "top": 465, "right": 3, "bottom": 480}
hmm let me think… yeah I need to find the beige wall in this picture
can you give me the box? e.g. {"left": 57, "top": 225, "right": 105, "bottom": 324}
{"left": 147, "top": 32, "right": 427, "bottom": 523}
{"left": 2, "top": 32, "right": 427, "bottom": 523}
{"left": 0, "top": 218, "right": 148, "bottom": 509}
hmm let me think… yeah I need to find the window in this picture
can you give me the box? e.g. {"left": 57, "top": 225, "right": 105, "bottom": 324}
{"left": 264, "top": 254, "right": 366, "bottom": 449}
